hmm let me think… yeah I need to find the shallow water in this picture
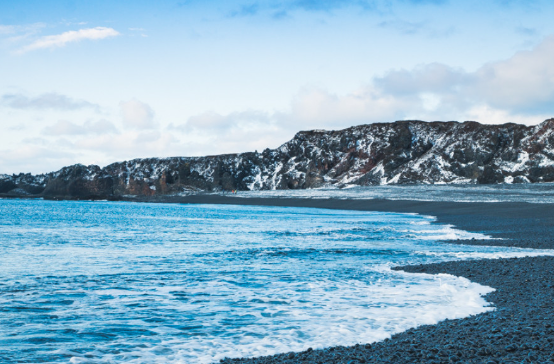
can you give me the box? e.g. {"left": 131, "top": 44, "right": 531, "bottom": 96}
{"left": 234, "top": 183, "right": 554, "bottom": 203}
{"left": 1, "top": 199, "right": 552, "bottom": 363}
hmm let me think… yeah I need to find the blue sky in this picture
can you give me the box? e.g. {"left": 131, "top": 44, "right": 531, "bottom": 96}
{"left": 1, "top": 0, "right": 554, "bottom": 174}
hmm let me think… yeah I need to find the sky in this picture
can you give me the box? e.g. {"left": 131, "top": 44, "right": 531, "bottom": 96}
{"left": 1, "top": 0, "right": 554, "bottom": 174}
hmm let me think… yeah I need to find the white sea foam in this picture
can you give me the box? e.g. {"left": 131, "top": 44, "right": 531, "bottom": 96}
{"left": 422, "top": 248, "right": 554, "bottom": 260}
{"left": 403, "top": 224, "right": 493, "bottom": 241}
{"left": 228, "top": 183, "right": 554, "bottom": 204}
{"left": 65, "top": 272, "right": 495, "bottom": 364}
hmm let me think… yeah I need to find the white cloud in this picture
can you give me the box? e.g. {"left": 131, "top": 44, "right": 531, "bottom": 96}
{"left": 8, "top": 124, "right": 26, "bottom": 131}
{"left": 0, "top": 25, "right": 15, "bottom": 35}
{"left": 0, "top": 145, "right": 78, "bottom": 174}
{"left": 2, "top": 92, "right": 99, "bottom": 111}
{"left": 42, "top": 119, "right": 118, "bottom": 136}
{"left": 472, "top": 36, "right": 554, "bottom": 112}
{"left": 375, "top": 63, "right": 468, "bottom": 95}
{"left": 464, "top": 104, "right": 551, "bottom": 125}
{"left": 18, "top": 27, "right": 119, "bottom": 53}
{"left": 86, "top": 119, "right": 119, "bottom": 134}
{"left": 119, "top": 99, "right": 156, "bottom": 129}
{"left": 0, "top": 128, "right": 182, "bottom": 174}
{"left": 185, "top": 111, "right": 229, "bottom": 130}
{"left": 74, "top": 130, "right": 182, "bottom": 161}
{"left": 168, "top": 109, "right": 291, "bottom": 154}
{"left": 288, "top": 87, "right": 416, "bottom": 129}
{"left": 373, "top": 35, "right": 554, "bottom": 121}
{"left": 182, "top": 109, "right": 275, "bottom": 131}
{"left": 43, "top": 120, "right": 86, "bottom": 135}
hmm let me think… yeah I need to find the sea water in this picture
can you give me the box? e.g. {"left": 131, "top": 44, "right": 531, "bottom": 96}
{"left": 235, "top": 182, "right": 554, "bottom": 203}
{"left": 1, "top": 199, "right": 553, "bottom": 363}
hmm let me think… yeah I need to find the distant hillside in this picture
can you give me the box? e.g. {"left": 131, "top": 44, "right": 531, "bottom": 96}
{"left": 2, "top": 119, "right": 554, "bottom": 199}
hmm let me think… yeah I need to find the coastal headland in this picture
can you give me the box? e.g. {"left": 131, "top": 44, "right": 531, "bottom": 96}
{"left": 138, "top": 195, "right": 554, "bottom": 364}
{"left": 2, "top": 119, "right": 554, "bottom": 199}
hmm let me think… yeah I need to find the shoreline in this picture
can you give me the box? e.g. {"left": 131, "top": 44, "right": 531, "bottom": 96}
{"left": 156, "top": 195, "right": 554, "bottom": 363}
{"left": 139, "top": 194, "right": 554, "bottom": 249}
{"left": 3, "top": 194, "right": 554, "bottom": 362}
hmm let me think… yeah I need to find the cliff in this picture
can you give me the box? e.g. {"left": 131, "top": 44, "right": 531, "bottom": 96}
{"left": 2, "top": 119, "right": 554, "bottom": 199}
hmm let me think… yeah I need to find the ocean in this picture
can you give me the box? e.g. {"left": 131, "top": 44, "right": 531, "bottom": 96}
{"left": 1, "top": 198, "right": 553, "bottom": 363}
{"left": 235, "top": 182, "right": 554, "bottom": 203}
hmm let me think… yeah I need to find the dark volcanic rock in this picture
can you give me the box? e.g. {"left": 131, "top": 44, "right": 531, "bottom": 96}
{"left": 2, "top": 119, "right": 554, "bottom": 198}
{"left": 0, "top": 179, "right": 16, "bottom": 193}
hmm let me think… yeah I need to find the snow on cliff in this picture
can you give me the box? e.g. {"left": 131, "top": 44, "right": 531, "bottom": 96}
{"left": 2, "top": 119, "right": 554, "bottom": 197}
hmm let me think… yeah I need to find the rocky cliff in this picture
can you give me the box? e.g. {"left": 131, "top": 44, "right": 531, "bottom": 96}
{"left": 2, "top": 119, "right": 554, "bottom": 199}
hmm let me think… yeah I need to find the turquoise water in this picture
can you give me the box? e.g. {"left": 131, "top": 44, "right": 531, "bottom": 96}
{"left": 0, "top": 199, "right": 551, "bottom": 363}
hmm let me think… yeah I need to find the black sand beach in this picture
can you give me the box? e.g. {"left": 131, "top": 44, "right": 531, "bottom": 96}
{"left": 147, "top": 195, "right": 554, "bottom": 364}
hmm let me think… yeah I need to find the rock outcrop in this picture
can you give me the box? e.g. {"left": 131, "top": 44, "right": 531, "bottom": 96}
{"left": 2, "top": 119, "right": 554, "bottom": 198}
